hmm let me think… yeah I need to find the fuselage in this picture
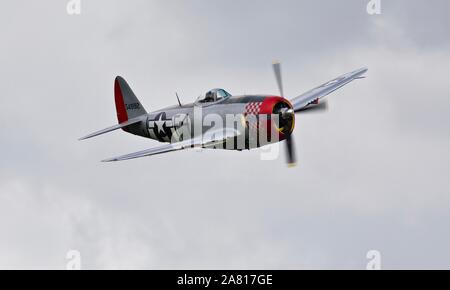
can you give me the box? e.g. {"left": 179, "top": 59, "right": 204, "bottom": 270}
{"left": 126, "top": 94, "right": 295, "bottom": 151}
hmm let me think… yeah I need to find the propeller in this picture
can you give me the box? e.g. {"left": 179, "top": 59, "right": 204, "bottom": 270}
{"left": 285, "top": 134, "right": 296, "bottom": 167}
{"left": 273, "top": 61, "right": 284, "bottom": 98}
{"left": 298, "top": 100, "right": 329, "bottom": 114}
{"left": 275, "top": 61, "right": 328, "bottom": 114}
{"left": 272, "top": 61, "right": 297, "bottom": 167}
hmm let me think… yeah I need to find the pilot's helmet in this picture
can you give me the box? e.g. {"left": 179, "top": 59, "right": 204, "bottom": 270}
{"left": 205, "top": 91, "right": 214, "bottom": 100}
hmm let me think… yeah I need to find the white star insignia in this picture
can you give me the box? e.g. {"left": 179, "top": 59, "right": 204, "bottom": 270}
{"left": 155, "top": 114, "right": 165, "bottom": 134}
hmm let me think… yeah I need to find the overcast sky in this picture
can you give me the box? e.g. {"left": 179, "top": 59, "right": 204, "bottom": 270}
{"left": 1, "top": 0, "right": 450, "bottom": 269}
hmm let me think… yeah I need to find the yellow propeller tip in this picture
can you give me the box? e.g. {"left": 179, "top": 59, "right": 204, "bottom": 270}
{"left": 287, "top": 163, "right": 297, "bottom": 168}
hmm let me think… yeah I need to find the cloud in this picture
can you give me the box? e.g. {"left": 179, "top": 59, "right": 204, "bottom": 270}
{"left": 1, "top": 0, "right": 450, "bottom": 269}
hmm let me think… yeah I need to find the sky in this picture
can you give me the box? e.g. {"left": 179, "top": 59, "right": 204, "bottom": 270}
{"left": 0, "top": 0, "right": 450, "bottom": 269}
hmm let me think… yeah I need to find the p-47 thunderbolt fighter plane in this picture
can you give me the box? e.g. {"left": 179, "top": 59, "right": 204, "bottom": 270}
{"left": 80, "top": 63, "right": 367, "bottom": 166}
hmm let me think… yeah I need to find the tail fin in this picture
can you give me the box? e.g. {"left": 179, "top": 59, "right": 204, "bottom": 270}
{"left": 115, "top": 76, "right": 147, "bottom": 123}
{"left": 79, "top": 77, "right": 149, "bottom": 141}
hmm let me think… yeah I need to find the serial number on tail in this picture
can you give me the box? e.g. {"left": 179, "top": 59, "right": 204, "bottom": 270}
{"left": 126, "top": 103, "right": 141, "bottom": 110}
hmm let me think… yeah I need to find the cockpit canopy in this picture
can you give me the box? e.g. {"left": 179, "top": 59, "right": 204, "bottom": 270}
{"left": 196, "top": 88, "right": 232, "bottom": 104}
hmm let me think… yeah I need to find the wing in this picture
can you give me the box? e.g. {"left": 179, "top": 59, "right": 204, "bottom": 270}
{"left": 290, "top": 67, "right": 368, "bottom": 112}
{"left": 101, "top": 127, "right": 240, "bottom": 162}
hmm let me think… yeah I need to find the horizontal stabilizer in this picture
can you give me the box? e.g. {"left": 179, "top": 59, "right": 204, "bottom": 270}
{"left": 79, "top": 116, "right": 146, "bottom": 141}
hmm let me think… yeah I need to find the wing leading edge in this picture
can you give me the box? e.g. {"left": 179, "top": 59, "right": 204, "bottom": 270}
{"left": 290, "top": 67, "right": 368, "bottom": 112}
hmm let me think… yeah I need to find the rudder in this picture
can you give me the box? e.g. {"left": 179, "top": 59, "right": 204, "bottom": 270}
{"left": 114, "top": 76, "right": 147, "bottom": 124}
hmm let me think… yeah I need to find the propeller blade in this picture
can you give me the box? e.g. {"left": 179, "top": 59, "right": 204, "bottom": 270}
{"left": 285, "top": 134, "right": 297, "bottom": 167}
{"left": 272, "top": 61, "right": 297, "bottom": 166}
{"left": 296, "top": 100, "right": 329, "bottom": 114}
{"left": 272, "top": 61, "right": 284, "bottom": 98}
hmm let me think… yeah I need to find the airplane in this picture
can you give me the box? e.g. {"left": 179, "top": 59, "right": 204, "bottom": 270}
{"left": 79, "top": 62, "right": 368, "bottom": 166}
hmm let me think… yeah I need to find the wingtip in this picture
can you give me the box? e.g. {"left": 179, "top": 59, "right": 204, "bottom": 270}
{"left": 353, "top": 67, "right": 368, "bottom": 78}
{"left": 78, "top": 133, "right": 97, "bottom": 141}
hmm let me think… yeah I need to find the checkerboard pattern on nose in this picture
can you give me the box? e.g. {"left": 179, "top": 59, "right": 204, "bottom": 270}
{"left": 244, "top": 102, "right": 263, "bottom": 115}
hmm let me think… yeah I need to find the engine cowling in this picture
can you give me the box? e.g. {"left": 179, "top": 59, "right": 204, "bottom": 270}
{"left": 259, "top": 96, "right": 295, "bottom": 142}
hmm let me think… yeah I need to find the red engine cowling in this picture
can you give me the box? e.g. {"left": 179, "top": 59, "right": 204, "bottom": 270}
{"left": 258, "top": 96, "right": 295, "bottom": 142}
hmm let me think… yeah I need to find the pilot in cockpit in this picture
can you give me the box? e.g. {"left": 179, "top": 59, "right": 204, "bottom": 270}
{"left": 197, "top": 89, "right": 232, "bottom": 104}
{"left": 204, "top": 90, "right": 215, "bottom": 102}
